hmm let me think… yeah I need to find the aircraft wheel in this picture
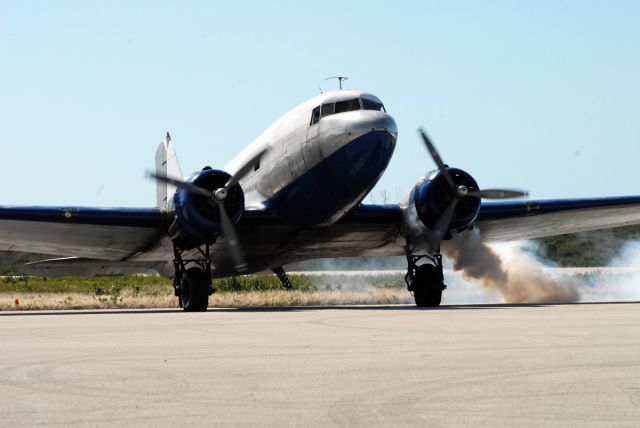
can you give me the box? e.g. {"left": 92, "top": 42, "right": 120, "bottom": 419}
{"left": 413, "top": 264, "right": 444, "bottom": 307}
{"left": 180, "top": 266, "right": 209, "bottom": 312}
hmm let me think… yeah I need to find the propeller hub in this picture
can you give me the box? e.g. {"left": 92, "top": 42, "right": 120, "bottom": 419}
{"left": 213, "top": 188, "right": 228, "bottom": 202}
{"left": 456, "top": 185, "right": 469, "bottom": 198}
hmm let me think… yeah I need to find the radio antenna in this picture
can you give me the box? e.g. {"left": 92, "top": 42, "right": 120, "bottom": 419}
{"left": 325, "top": 76, "right": 349, "bottom": 90}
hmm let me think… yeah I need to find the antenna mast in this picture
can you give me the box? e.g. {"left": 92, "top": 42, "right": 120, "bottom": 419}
{"left": 325, "top": 76, "right": 349, "bottom": 90}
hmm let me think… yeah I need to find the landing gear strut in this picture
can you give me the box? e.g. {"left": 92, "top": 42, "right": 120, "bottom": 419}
{"left": 272, "top": 266, "right": 293, "bottom": 289}
{"left": 173, "top": 243, "right": 214, "bottom": 311}
{"left": 405, "top": 249, "right": 446, "bottom": 307}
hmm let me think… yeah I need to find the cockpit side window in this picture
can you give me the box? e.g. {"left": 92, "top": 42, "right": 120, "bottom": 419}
{"left": 362, "top": 98, "right": 386, "bottom": 112}
{"left": 321, "top": 103, "right": 335, "bottom": 117}
{"left": 334, "top": 98, "right": 361, "bottom": 114}
{"left": 310, "top": 106, "right": 320, "bottom": 125}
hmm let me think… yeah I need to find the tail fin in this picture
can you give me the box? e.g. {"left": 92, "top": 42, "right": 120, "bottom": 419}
{"left": 155, "top": 132, "right": 183, "bottom": 209}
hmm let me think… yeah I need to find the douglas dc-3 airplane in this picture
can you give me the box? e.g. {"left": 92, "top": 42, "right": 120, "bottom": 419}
{"left": 2, "top": 88, "right": 640, "bottom": 310}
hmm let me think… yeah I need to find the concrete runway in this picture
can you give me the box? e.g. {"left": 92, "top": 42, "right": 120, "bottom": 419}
{"left": 1, "top": 303, "right": 639, "bottom": 427}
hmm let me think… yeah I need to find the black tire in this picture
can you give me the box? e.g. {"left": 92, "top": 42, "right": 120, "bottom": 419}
{"left": 180, "top": 267, "right": 210, "bottom": 312}
{"left": 413, "top": 264, "right": 444, "bottom": 308}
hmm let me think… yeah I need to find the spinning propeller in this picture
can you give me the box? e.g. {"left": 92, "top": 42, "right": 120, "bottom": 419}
{"left": 418, "top": 127, "right": 528, "bottom": 248}
{"left": 148, "top": 147, "right": 269, "bottom": 273}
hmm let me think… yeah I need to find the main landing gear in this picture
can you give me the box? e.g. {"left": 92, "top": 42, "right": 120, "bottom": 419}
{"left": 172, "top": 243, "right": 214, "bottom": 312}
{"left": 405, "top": 249, "right": 446, "bottom": 307}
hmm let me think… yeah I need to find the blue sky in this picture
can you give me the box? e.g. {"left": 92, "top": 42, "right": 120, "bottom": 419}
{"left": 1, "top": 1, "right": 638, "bottom": 206}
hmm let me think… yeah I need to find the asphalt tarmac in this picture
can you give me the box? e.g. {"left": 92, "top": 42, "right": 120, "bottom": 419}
{"left": 1, "top": 303, "right": 639, "bottom": 427}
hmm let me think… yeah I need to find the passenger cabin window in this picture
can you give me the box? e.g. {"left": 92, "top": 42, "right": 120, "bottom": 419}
{"left": 310, "top": 106, "right": 320, "bottom": 125}
{"left": 334, "top": 98, "right": 361, "bottom": 114}
{"left": 362, "top": 98, "right": 386, "bottom": 112}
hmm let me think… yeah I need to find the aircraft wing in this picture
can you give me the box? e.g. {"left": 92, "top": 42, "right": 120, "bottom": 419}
{"left": 2, "top": 196, "right": 640, "bottom": 272}
{"left": 0, "top": 206, "right": 165, "bottom": 260}
{"left": 22, "top": 257, "right": 173, "bottom": 277}
{"left": 474, "top": 196, "right": 640, "bottom": 242}
{"left": 312, "top": 195, "right": 640, "bottom": 256}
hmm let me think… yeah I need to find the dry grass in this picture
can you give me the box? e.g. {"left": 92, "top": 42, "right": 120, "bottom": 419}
{"left": 0, "top": 290, "right": 178, "bottom": 311}
{"left": 0, "top": 288, "right": 412, "bottom": 311}
{"left": 210, "top": 288, "right": 412, "bottom": 307}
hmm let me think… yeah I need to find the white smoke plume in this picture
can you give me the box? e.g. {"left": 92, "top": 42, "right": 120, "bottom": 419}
{"left": 578, "top": 240, "right": 640, "bottom": 302}
{"left": 443, "top": 229, "right": 580, "bottom": 304}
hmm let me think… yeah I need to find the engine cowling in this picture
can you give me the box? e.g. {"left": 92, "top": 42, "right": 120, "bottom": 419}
{"left": 412, "top": 167, "right": 481, "bottom": 235}
{"left": 171, "top": 169, "right": 244, "bottom": 245}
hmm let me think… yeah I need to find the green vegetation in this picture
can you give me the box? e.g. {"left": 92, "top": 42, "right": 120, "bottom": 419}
{"left": 0, "top": 274, "right": 171, "bottom": 294}
{"left": 533, "top": 224, "right": 640, "bottom": 267}
{"left": 290, "top": 256, "right": 405, "bottom": 271}
{"left": 0, "top": 272, "right": 404, "bottom": 295}
{"left": 0, "top": 272, "right": 407, "bottom": 310}
{"left": 0, "top": 251, "right": 49, "bottom": 276}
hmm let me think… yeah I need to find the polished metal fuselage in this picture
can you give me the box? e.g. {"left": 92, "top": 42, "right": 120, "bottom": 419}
{"left": 225, "top": 89, "right": 397, "bottom": 220}
{"left": 137, "top": 90, "right": 400, "bottom": 274}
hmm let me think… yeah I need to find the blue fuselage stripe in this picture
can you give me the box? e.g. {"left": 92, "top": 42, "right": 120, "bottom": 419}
{"left": 0, "top": 207, "right": 164, "bottom": 228}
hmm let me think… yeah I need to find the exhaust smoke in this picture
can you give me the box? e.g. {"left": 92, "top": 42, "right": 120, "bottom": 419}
{"left": 443, "top": 229, "right": 580, "bottom": 304}
{"left": 578, "top": 240, "right": 640, "bottom": 302}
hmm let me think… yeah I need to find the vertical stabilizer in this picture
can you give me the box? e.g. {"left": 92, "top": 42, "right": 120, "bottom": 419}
{"left": 155, "top": 132, "right": 183, "bottom": 209}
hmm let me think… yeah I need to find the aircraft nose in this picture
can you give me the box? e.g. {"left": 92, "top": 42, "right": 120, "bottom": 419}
{"left": 351, "top": 112, "right": 397, "bottom": 140}
{"left": 321, "top": 113, "right": 397, "bottom": 207}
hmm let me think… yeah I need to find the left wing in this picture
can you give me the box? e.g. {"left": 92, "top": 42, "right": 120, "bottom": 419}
{"left": 475, "top": 196, "right": 640, "bottom": 242}
{"left": 0, "top": 206, "right": 165, "bottom": 260}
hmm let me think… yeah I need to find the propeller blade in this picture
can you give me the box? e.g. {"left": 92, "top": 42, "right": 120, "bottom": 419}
{"left": 467, "top": 189, "right": 529, "bottom": 199}
{"left": 418, "top": 128, "right": 456, "bottom": 190}
{"left": 428, "top": 199, "right": 458, "bottom": 251}
{"left": 147, "top": 172, "right": 212, "bottom": 198}
{"left": 217, "top": 203, "right": 248, "bottom": 273}
{"left": 148, "top": 171, "right": 250, "bottom": 273}
{"left": 224, "top": 146, "right": 270, "bottom": 189}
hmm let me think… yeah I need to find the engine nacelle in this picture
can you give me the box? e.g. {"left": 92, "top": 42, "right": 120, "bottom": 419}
{"left": 412, "top": 167, "right": 481, "bottom": 235}
{"left": 171, "top": 169, "right": 244, "bottom": 245}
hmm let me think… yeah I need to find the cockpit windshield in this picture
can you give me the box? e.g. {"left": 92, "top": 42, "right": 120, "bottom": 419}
{"left": 310, "top": 97, "right": 386, "bottom": 125}
{"left": 334, "top": 98, "right": 361, "bottom": 114}
{"left": 362, "top": 98, "right": 385, "bottom": 112}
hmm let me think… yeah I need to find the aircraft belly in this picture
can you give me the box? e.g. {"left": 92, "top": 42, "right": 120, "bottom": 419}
{"left": 205, "top": 222, "right": 404, "bottom": 277}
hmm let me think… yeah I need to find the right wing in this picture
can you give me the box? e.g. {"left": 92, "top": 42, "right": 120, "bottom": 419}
{"left": 22, "top": 257, "right": 173, "bottom": 277}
